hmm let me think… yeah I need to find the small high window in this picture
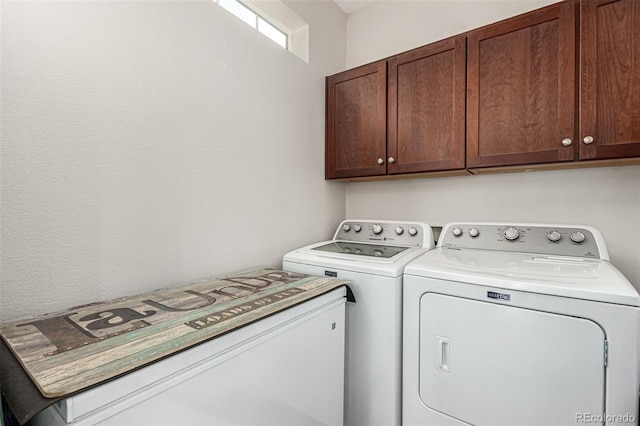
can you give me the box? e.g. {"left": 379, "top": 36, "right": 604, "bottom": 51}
{"left": 213, "top": 0, "right": 309, "bottom": 62}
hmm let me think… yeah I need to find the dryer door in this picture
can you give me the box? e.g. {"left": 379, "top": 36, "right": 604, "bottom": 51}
{"left": 419, "top": 293, "right": 605, "bottom": 426}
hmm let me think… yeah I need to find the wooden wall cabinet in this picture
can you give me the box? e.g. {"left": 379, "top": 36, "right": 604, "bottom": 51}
{"left": 579, "top": 0, "right": 640, "bottom": 160}
{"left": 325, "top": 61, "right": 387, "bottom": 179}
{"left": 326, "top": 62, "right": 387, "bottom": 179}
{"left": 326, "top": 0, "right": 639, "bottom": 180}
{"left": 467, "top": 0, "right": 640, "bottom": 169}
{"left": 387, "top": 35, "right": 466, "bottom": 174}
{"left": 466, "top": 1, "right": 577, "bottom": 168}
{"left": 326, "top": 35, "right": 466, "bottom": 179}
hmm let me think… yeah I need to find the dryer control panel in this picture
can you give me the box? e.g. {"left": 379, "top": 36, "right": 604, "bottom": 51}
{"left": 334, "top": 220, "right": 434, "bottom": 248}
{"left": 440, "top": 223, "right": 605, "bottom": 259}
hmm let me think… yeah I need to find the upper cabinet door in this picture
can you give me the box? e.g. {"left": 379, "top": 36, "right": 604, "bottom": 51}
{"left": 466, "top": 2, "right": 576, "bottom": 169}
{"left": 387, "top": 35, "right": 467, "bottom": 174}
{"left": 326, "top": 61, "right": 387, "bottom": 179}
{"left": 580, "top": 0, "right": 640, "bottom": 160}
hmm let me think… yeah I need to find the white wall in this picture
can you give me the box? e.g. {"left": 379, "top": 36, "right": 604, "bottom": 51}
{"left": 345, "top": 1, "right": 640, "bottom": 290}
{"left": 346, "top": 0, "right": 560, "bottom": 68}
{"left": 0, "top": 0, "right": 347, "bottom": 321}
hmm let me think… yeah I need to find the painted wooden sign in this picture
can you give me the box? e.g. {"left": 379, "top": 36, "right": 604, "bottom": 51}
{"left": 0, "top": 269, "right": 351, "bottom": 398}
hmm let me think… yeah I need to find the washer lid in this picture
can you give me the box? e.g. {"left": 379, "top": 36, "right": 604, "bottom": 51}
{"left": 312, "top": 242, "right": 410, "bottom": 258}
{"left": 283, "top": 240, "right": 429, "bottom": 277}
{"left": 404, "top": 248, "right": 640, "bottom": 306}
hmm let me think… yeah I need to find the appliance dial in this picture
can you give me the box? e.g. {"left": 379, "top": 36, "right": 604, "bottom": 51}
{"left": 354, "top": 225, "right": 362, "bottom": 232}
{"left": 547, "top": 231, "right": 562, "bottom": 242}
{"left": 452, "top": 227, "right": 463, "bottom": 237}
{"left": 503, "top": 227, "right": 520, "bottom": 241}
{"left": 408, "top": 227, "right": 418, "bottom": 236}
{"left": 372, "top": 224, "right": 383, "bottom": 234}
{"left": 342, "top": 224, "right": 351, "bottom": 232}
{"left": 395, "top": 226, "right": 404, "bottom": 235}
{"left": 571, "top": 232, "right": 586, "bottom": 243}
{"left": 469, "top": 228, "right": 480, "bottom": 238}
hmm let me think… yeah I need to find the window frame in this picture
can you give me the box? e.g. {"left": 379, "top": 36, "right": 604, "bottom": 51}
{"left": 213, "top": 0, "right": 309, "bottom": 62}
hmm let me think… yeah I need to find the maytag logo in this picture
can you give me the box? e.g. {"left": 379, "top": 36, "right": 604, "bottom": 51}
{"left": 487, "top": 291, "right": 511, "bottom": 301}
{"left": 325, "top": 270, "right": 338, "bottom": 278}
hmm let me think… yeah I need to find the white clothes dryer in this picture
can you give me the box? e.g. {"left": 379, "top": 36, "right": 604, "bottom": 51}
{"left": 403, "top": 222, "right": 640, "bottom": 426}
{"left": 283, "top": 220, "right": 435, "bottom": 426}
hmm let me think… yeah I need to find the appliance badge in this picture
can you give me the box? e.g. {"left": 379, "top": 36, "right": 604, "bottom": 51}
{"left": 325, "top": 270, "right": 338, "bottom": 278}
{"left": 487, "top": 291, "right": 511, "bottom": 301}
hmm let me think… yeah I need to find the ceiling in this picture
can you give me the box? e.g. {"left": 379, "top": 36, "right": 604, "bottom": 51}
{"left": 334, "top": 0, "right": 376, "bottom": 14}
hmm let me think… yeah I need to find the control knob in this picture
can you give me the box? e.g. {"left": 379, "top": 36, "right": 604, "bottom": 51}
{"left": 503, "top": 227, "right": 520, "bottom": 241}
{"left": 353, "top": 225, "right": 362, "bottom": 233}
{"left": 570, "top": 232, "right": 586, "bottom": 243}
{"left": 469, "top": 228, "right": 480, "bottom": 238}
{"left": 372, "top": 224, "right": 383, "bottom": 235}
{"left": 395, "top": 226, "right": 404, "bottom": 235}
{"left": 408, "top": 227, "right": 418, "bottom": 236}
{"left": 547, "top": 231, "right": 562, "bottom": 242}
{"left": 452, "top": 227, "right": 463, "bottom": 237}
{"left": 342, "top": 224, "right": 351, "bottom": 232}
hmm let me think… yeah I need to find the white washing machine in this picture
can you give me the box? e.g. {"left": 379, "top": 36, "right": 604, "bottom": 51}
{"left": 283, "top": 220, "right": 435, "bottom": 426}
{"left": 403, "top": 222, "right": 640, "bottom": 426}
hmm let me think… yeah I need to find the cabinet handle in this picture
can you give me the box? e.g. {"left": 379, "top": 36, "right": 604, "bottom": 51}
{"left": 388, "top": 157, "right": 396, "bottom": 164}
{"left": 377, "top": 158, "right": 384, "bottom": 165}
{"left": 583, "top": 136, "right": 594, "bottom": 145}
{"left": 561, "top": 138, "right": 572, "bottom": 147}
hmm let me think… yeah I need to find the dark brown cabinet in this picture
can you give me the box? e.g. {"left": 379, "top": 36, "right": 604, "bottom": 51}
{"left": 466, "top": 1, "right": 576, "bottom": 168}
{"left": 326, "top": 61, "right": 387, "bottom": 179}
{"left": 388, "top": 35, "right": 466, "bottom": 174}
{"left": 326, "top": 36, "right": 466, "bottom": 179}
{"left": 579, "top": 0, "right": 640, "bottom": 160}
{"left": 467, "top": 0, "right": 639, "bottom": 169}
{"left": 326, "top": 0, "right": 639, "bottom": 180}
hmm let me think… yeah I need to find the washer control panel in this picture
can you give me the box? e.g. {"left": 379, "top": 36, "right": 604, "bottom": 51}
{"left": 334, "top": 220, "right": 433, "bottom": 248}
{"left": 440, "top": 223, "right": 602, "bottom": 258}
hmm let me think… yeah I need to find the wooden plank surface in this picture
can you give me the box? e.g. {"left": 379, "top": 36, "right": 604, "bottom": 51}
{"left": 0, "top": 269, "right": 351, "bottom": 398}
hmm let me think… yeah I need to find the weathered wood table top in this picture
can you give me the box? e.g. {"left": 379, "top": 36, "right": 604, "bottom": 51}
{"left": 0, "top": 269, "right": 352, "bottom": 398}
